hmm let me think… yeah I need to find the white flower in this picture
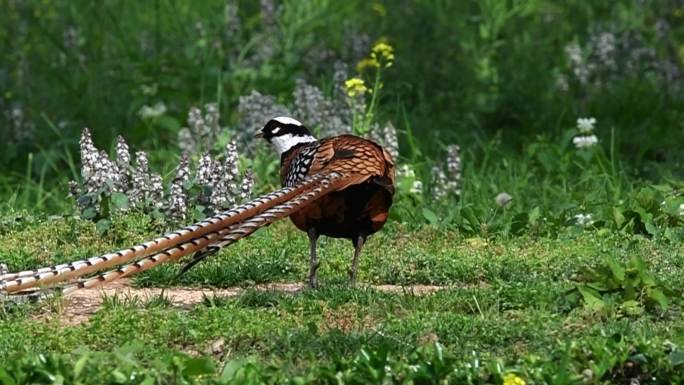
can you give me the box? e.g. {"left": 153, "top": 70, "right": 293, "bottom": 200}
{"left": 573, "top": 134, "right": 598, "bottom": 148}
{"left": 679, "top": 203, "right": 684, "bottom": 216}
{"left": 410, "top": 180, "right": 423, "bottom": 195}
{"left": 495, "top": 192, "right": 512, "bottom": 207}
{"left": 574, "top": 213, "right": 594, "bottom": 227}
{"left": 398, "top": 164, "right": 415, "bottom": 178}
{"left": 576, "top": 117, "right": 596, "bottom": 133}
{"left": 138, "top": 102, "right": 167, "bottom": 119}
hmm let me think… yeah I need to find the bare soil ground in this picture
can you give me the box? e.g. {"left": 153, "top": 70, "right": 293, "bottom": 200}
{"left": 36, "top": 280, "right": 446, "bottom": 326}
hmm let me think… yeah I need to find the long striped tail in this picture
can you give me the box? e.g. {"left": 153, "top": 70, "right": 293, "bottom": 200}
{"left": 52, "top": 171, "right": 345, "bottom": 293}
{"left": 0, "top": 173, "right": 330, "bottom": 294}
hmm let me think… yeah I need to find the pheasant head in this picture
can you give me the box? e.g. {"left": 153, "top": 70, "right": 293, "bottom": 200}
{"left": 255, "top": 116, "right": 317, "bottom": 155}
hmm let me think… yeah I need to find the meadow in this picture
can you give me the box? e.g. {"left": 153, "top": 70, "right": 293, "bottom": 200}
{"left": 1, "top": 0, "right": 683, "bottom": 383}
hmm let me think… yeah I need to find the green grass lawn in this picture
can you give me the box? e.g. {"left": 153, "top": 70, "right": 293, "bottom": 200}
{"left": 1, "top": 214, "right": 682, "bottom": 383}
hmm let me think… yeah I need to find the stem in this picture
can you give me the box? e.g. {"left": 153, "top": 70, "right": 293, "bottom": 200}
{"left": 363, "top": 68, "right": 382, "bottom": 134}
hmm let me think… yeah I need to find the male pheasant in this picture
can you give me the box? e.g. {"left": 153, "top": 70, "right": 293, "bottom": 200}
{"left": 0, "top": 117, "right": 395, "bottom": 294}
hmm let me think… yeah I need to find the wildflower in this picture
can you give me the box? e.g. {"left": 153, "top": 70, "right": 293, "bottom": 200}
{"left": 224, "top": 1, "right": 240, "bottom": 41}
{"left": 398, "top": 164, "right": 415, "bottom": 178}
{"left": 410, "top": 180, "right": 423, "bottom": 195}
{"left": 78, "top": 129, "right": 123, "bottom": 194}
{"left": 210, "top": 172, "right": 230, "bottom": 210}
{"left": 293, "top": 79, "right": 336, "bottom": 132}
{"left": 595, "top": 32, "right": 616, "bottom": 69}
{"left": 129, "top": 151, "right": 155, "bottom": 207}
{"left": 576, "top": 117, "right": 596, "bottom": 133}
{"left": 177, "top": 127, "right": 196, "bottom": 154}
{"left": 79, "top": 128, "right": 99, "bottom": 185}
{"left": 431, "top": 165, "right": 448, "bottom": 199}
{"left": 222, "top": 141, "right": 240, "bottom": 206}
{"left": 382, "top": 122, "right": 399, "bottom": 161}
{"left": 495, "top": 192, "right": 512, "bottom": 207}
{"left": 224, "top": 140, "right": 239, "bottom": 180}
{"left": 179, "top": 104, "right": 224, "bottom": 154}
{"left": 372, "top": 2, "right": 387, "bottom": 16}
{"left": 350, "top": 33, "right": 371, "bottom": 61}
{"left": 6, "top": 104, "right": 35, "bottom": 142}
{"left": 203, "top": 103, "right": 220, "bottom": 138}
{"left": 196, "top": 153, "right": 216, "bottom": 186}
{"left": 115, "top": 135, "right": 131, "bottom": 187}
{"left": 260, "top": 0, "right": 277, "bottom": 31}
{"left": 68, "top": 180, "right": 80, "bottom": 198}
{"left": 446, "top": 144, "right": 462, "bottom": 197}
{"left": 148, "top": 173, "right": 164, "bottom": 207}
{"left": 115, "top": 136, "right": 131, "bottom": 171}
{"left": 356, "top": 57, "right": 380, "bottom": 72}
{"left": 371, "top": 41, "right": 394, "bottom": 68}
{"left": 345, "top": 78, "right": 368, "bottom": 98}
{"left": 503, "top": 373, "right": 526, "bottom": 385}
{"left": 574, "top": 213, "right": 594, "bottom": 227}
{"left": 138, "top": 102, "right": 167, "bottom": 119}
{"left": 240, "top": 170, "right": 254, "bottom": 201}
{"left": 565, "top": 42, "right": 590, "bottom": 84}
{"left": 140, "top": 83, "right": 158, "bottom": 96}
{"left": 572, "top": 134, "right": 598, "bottom": 148}
{"left": 333, "top": 61, "right": 350, "bottom": 101}
{"left": 167, "top": 180, "right": 187, "bottom": 221}
{"left": 173, "top": 154, "right": 191, "bottom": 184}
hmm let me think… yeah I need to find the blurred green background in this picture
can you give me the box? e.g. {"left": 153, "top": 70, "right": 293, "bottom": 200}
{"left": 1, "top": 0, "right": 683, "bottom": 230}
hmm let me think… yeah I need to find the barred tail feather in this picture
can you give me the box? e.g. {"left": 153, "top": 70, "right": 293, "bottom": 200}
{"left": 56, "top": 171, "right": 345, "bottom": 292}
{"left": 1, "top": 174, "right": 328, "bottom": 294}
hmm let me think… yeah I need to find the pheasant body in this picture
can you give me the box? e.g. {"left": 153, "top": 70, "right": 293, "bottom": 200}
{"left": 281, "top": 135, "right": 394, "bottom": 241}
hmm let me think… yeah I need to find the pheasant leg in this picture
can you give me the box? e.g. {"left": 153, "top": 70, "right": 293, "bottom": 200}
{"left": 307, "top": 228, "right": 320, "bottom": 288}
{"left": 348, "top": 235, "right": 366, "bottom": 286}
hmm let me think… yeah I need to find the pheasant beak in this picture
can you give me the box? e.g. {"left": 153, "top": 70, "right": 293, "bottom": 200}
{"left": 254, "top": 131, "right": 264, "bottom": 139}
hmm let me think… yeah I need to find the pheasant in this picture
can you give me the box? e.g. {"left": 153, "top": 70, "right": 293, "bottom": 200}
{"left": 0, "top": 117, "right": 395, "bottom": 294}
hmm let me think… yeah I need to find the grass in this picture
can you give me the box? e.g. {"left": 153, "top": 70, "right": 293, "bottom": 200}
{"left": 1, "top": 0, "right": 684, "bottom": 382}
{"left": 0, "top": 214, "right": 682, "bottom": 382}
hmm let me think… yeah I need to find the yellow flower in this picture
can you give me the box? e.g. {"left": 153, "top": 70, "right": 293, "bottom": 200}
{"left": 372, "top": 2, "right": 387, "bottom": 17}
{"left": 344, "top": 78, "right": 368, "bottom": 97}
{"left": 371, "top": 41, "right": 395, "bottom": 68}
{"left": 356, "top": 58, "right": 380, "bottom": 72}
{"left": 503, "top": 373, "right": 526, "bottom": 385}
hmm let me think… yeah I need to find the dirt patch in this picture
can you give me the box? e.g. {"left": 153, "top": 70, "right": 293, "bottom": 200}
{"left": 31, "top": 280, "right": 446, "bottom": 326}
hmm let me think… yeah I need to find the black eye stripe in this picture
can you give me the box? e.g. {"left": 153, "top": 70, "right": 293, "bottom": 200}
{"left": 262, "top": 119, "right": 313, "bottom": 140}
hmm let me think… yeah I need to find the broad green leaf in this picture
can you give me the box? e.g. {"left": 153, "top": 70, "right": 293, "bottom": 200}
{"left": 577, "top": 286, "right": 605, "bottom": 310}
{"left": 81, "top": 207, "right": 97, "bottom": 220}
{"left": 0, "top": 368, "right": 17, "bottom": 385}
{"left": 182, "top": 356, "right": 215, "bottom": 376}
{"left": 73, "top": 353, "right": 89, "bottom": 378}
{"left": 95, "top": 219, "right": 112, "bottom": 235}
{"left": 671, "top": 350, "right": 684, "bottom": 366}
{"left": 422, "top": 208, "right": 439, "bottom": 226}
{"left": 111, "top": 192, "right": 129, "bottom": 211}
{"left": 646, "top": 288, "right": 669, "bottom": 310}
{"left": 221, "top": 359, "right": 249, "bottom": 381}
{"left": 606, "top": 258, "right": 625, "bottom": 281}
{"left": 528, "top": 206, "right": 541, "bottom": 225}
{"left": 620, "top": 300, "right": 643, "bottom": 316}
{"left": 613, "top": 207, "right": 626, "bottom": 228}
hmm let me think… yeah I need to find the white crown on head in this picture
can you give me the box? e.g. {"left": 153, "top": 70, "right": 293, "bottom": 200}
{"left": 273, "top": 116, "right": 303, "bottom": 126}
